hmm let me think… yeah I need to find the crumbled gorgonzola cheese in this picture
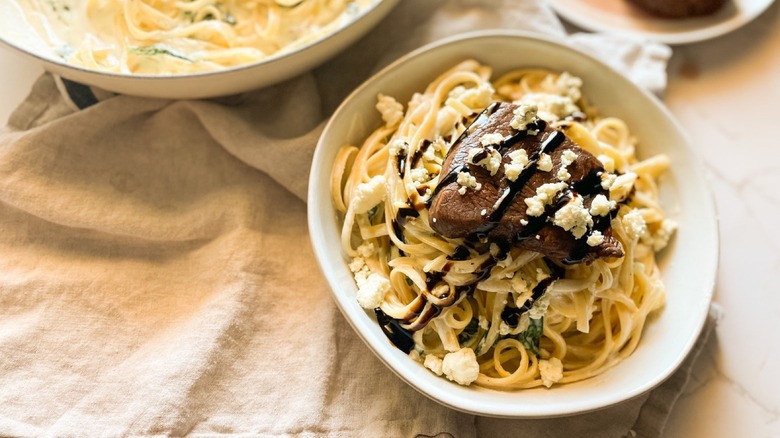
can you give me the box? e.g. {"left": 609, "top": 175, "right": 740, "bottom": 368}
{"left": 456, "top": 171, "right": 481, "bottom": 195}
{"left": 623, "top": 210, "right": 648, "bottom": 240}
{"left": 349, "top": 255, "right": 390, "bottom": 309}
{"left": 467, "top": 147, "right": 502, "bottom": 176}
{"left": 600, "top": 172, "right": 617, "bottom": 190}
{"left": 550, "top": 72, "right": 583, "bottom": 101}
{"left": 356, "top": 242, "right": 375, "bottom": 258}
{"left": 355, "top": 271, "right": 389, "bottom": 309}
{"left": 586, "top": 230, "right": 605, "bottom": 247}
{"left": 442, "top": 348, "right": 480, "bottom": 385}
{"left": 410, "top": 167, "right": 428, "bottom": 184}
{"left": 348, "top": 257, "right": 365, "bottom": 273}
{"left": 539, "top": 357, "right": 564, "bottom": 388}
{"left": 424, "top": 354, "right": 444, "bottom": 376}
{"left": 504, "top": 149, "right": 529, "bottom": 182}
{"left": 499, "top": 321, "right": 511, "bottom": 336}
{"left": 528, "top": 293, "right": 551, "bottom": 320}
{"left": 553, "top": 195, "right": 593, "bottom": 239}
{"left": 589, "top": 194, "right": 615, "bottom": 217}
{"left": 497, "top": 252, "right": 514, "bottom": 269}
{"left": 560, "top": 149, "right": 579, "bottom": 167}
{"left": 388, "top": 138, "right": 407, "bottom": 156}
{"left": 524, "top": 182, "right": 568, "bottom": 217}
{"left": 518, "top": 93, "right": 579, "bottom": 120}
{"left": 376, "top": 94, "right": 404, "bottom": 128}
{"left": 480, "top": 132, "right": 504, "bottom": 146}
{"left": 449, "top": 83, "right": 495, "bottom": 109}
{"left": 557, "top": 167, "right": 571, "bottom": 182}
{"left": 510, "top": 104, "right": 539, "bottom": 131}
{"left": 537, "top": 153, "right": 553, "bottom": 172}
{"left": 352, "top": 175, "right": 386, "bottom": 214}
{"left": 423, "top": 145, "right": 437, "bottom": 162}
{"left": 556, "top": 149, "right": 578, "bottom": 182}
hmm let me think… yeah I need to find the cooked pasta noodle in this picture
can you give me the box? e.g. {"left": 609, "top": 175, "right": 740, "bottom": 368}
{"left": 19, "top": 0, "right": 377, "bottom": 74}
{"left": 331, "top": 60, "right": 675, "bottom": 390}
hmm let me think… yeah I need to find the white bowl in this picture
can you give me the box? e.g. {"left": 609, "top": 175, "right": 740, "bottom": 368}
{"left": 0, "top": 0, "right": 398, "bottom": 99}
{"left": 308, "top": 30, "right": 718, "bottom": 418}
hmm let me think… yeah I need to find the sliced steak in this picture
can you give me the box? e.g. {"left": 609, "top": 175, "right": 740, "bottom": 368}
{"left": 428, "top": 101, "right": 623, "bottom": 264}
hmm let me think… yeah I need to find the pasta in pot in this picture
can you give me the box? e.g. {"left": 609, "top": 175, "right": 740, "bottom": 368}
{"left": 331, "top": 60, "right": 675, "bottom": 390}
{"left": 18, "top": 0, "right": 376, "bottom": 74}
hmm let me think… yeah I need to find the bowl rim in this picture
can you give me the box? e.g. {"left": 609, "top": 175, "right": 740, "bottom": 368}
{"left": 0, "top": 0, "right": 394, "bottom": 81}
{"left": 547, "top": 0, "right": 776, "bottom": 45}
{"left": 308, "top": 29, "right": 719, "bottom": 418}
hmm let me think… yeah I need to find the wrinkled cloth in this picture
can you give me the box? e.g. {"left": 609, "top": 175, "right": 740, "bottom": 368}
{"left": 0, "top": 1, "right": 707, "bottom": 437}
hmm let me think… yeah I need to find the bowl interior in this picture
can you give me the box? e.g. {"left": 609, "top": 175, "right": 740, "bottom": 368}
{"left": 0, "top": 0, "right": 399, "bottom": 98}
{"left": 308, "top": 30, "right": 718, "bottom": 418}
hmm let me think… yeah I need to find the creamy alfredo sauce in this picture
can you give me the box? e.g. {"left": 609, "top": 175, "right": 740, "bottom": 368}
{"left": 17, "top": 0, "right": 377, "bottom": 74}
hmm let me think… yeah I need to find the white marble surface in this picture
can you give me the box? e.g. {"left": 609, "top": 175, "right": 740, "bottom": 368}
{"left": 1, "top": 3, "right": 780, "bottom": 435}
{"left": 662, "top": 3, "right": 780, "bottom": 436}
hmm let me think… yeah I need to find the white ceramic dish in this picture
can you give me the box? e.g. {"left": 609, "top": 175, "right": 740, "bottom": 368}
{"left": 0, "top": 0, "right": 398, "bottom": 99}
{"left": 548, "top": 0, "right": 775, "bottom": 45}
{"left": 308, "top": 30, "right": 718, "bottom": 418}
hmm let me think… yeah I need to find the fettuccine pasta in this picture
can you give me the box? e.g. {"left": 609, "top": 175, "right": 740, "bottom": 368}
{"left": 19, "top": 0, "right": 377, "bottom": 74}
{"left": 331, "top": 60, "right": 676, "bottom": 389}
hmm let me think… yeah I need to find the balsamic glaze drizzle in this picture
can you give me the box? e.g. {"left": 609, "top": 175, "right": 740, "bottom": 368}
{"left": 500, "top": 258, "right": 561, "bottom": 327}
{"left": 410, "top": 139, "right": 431, "bottom": 169}
{"left": 474, "top": 130, "right": 566, "bottom": 239}
{"left": 379, "top": 104, "right": 617, "bottom": 348}
{"left": 396, "top": 148, "right": 407, "bottom": 178}
{"left": 375, "top": 308, "right": 416, "bottom": 353}
{"left": 448, "top": 245, "right": 471, "bottom": 261}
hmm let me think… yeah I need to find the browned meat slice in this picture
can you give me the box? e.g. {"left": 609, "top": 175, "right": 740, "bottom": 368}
{"left": 626, "top": 0, "right": 727, "bottom": 18}
{"left": 428, "top": 102, "right": 623, "bottom": 264}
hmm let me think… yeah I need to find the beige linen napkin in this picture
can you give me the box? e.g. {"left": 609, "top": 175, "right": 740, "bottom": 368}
{"left": 0, "top": 1, "right": 710, "bottom": 437}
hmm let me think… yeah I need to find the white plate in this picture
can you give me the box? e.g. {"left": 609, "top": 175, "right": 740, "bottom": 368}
{"left": 0, "top": 0, "right": 398, "bottom": 99}
{"left": 308, "top": 30, "right": 718, "bottom": 418}
{"left": 548, "top": 0, "right": 775, "bottom": 44}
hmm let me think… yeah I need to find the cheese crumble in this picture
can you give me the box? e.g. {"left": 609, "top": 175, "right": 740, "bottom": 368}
{"left": 537, "top": 153, "right": 553, "bottom": 172}
{"left": 539, "top": 357, "right": 564, "bottom": 388}
{"left": 467, "top": 147, "right": 502, "bottom": 176}
{"left": 553, "top": 195, "right": 593, "bottom": 239}
{"left": 442, "top": 348, "right": 480, "bottom": 386}
{"left": 555, "top": 150, "right": 577, "bottom": 182}
{"left": 589, "top": 194, "right": 615, "bottom": 217}
{"left": 480, "top": 133, "right": 504, "bottom": 146}
{"left": 388, "top": 138, "right": 407, "bottom": 157}
{"left": 518, "top": 93, "right": 579, "bottom": 120}
{"left": 504, "top": 149, "right": 530, "bottom": 182}
{"left": 587, "top": 230, "right": 605, "bottom": 247}
{"left": 424, "top": 354, "right": 444, "bottom": 376}
{"left": 524, "top": 182, "right": 567, "bottom": 217}
{"left": 509, "top": 104, "right": 539, "bottom": 131}
{"left": 352, "top": 175, "right": 386, "bottom": 214}
{"left": 376, "top": 94, "right": 404, "bottom": 128}
{"left": 456, "top": 171, "right": 481, "bottom": 195}
{"left": 348, "top": 256, "right": 390, "bottom": 309}
{"left": 623, "top": 210, "right": 648, "bottom": 240}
